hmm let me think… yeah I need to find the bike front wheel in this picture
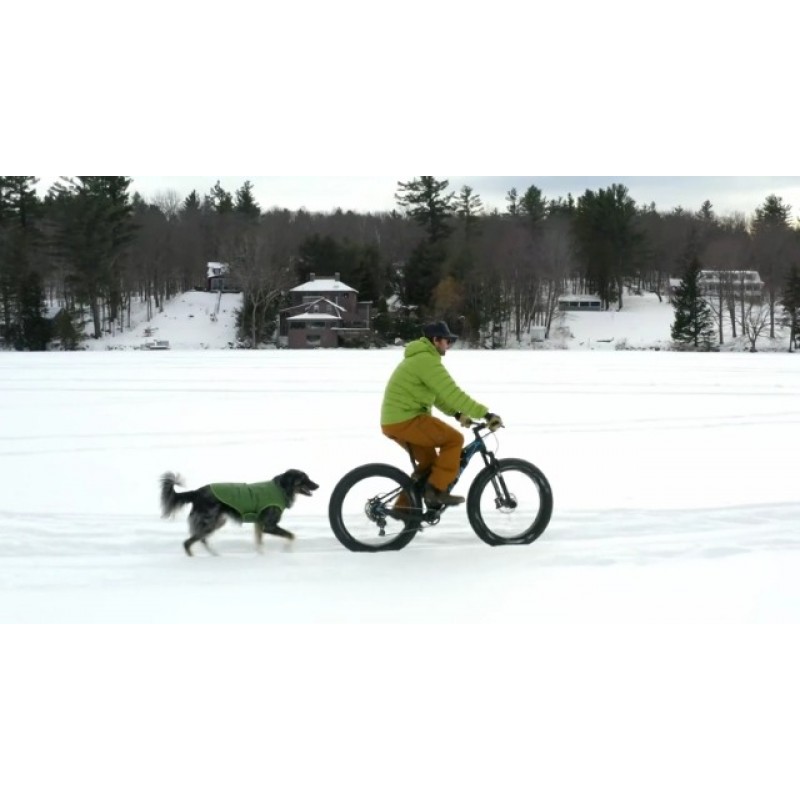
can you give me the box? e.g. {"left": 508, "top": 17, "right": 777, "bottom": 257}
{"left": 329, "top": 463, "right": 424, "bottom": 552}
{"left": 467, "top": 458, "right": 553, "bottom": 546}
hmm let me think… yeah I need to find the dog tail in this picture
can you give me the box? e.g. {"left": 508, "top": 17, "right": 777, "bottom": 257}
{"left": 160, "top": 471, "right": 192, "bottom": 518}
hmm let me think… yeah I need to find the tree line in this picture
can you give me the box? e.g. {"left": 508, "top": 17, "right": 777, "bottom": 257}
{"left": 1, "top": 175, "right": 798, "bottom": 350}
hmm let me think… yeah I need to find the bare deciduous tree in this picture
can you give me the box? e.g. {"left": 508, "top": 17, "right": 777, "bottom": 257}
{"left": 151, "top": 190, "right": 182, "bottom": 221}
{"left": 739, "top": 298, "right": 771, "bottom": 352}
{"left": 223, "top": 220, "right": 295, "bottom": 347}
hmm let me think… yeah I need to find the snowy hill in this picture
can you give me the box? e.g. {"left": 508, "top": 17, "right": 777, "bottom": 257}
{"left": 82, "top": 290, "right": 243, "bottom": 351}
{"left": 543, "top": 291, "right": 675, "bottom": 350}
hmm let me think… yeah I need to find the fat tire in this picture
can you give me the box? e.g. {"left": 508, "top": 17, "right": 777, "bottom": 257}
{"left": 329, "top": 463, "right": 423, "bottom": 552}
{"left": 467, "top": 458, "right": 553, "bottom": 546}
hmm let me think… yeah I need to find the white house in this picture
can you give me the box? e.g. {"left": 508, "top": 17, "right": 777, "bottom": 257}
{"left": 669, "top": 270, "right": 764, "bottom": 301}
{"left": 558, "top": 294, "right": 603, "bottom": 311}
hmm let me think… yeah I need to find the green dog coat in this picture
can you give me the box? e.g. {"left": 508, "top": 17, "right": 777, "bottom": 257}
{"left": 209, "top": 481, "right": 286, "bottom": 523}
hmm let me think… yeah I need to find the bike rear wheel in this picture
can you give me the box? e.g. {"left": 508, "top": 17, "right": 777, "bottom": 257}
{"left": 467, "top": 458, "right": 553, "bottom": 546}
{"left": 329, "top": 463, "right": 424, "bottom": 552}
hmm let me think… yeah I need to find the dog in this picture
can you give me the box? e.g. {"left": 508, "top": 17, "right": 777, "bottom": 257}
{"left": 160, "top": 469, "right": 319, "bottom": 556}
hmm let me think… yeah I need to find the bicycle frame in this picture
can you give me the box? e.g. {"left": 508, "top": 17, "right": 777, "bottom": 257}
{"left": 452, "top": 423, "right": 495, "bottom": 487}
{"left": 402, "top": 422, "right": 513, "bottom": 525}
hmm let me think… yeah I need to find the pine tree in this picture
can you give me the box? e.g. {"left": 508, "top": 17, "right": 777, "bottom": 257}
{"left": 394, "top": 177, "right": 453, "bottom": 244}
{"left": 520, "top": 184, "right": 547, "bottom": 226}
{"left": 454, "top": 185, "right": 483, "bottom": 236}
{"left": 671, "top": 256, "right": 715, "bottom": 349}
{"left": 402, "top": 240, "right": 447, "bottom": 308}
{"left": 505, "top": 188, "right": 520, "bottom": 216}
{"left": 47, "top": 177, "right": 135, "bottom": 338}
{"left": 182, "top": 190, "right": 201, "bottom": 213}
{"left": 207, "top": 181, "right": 233, "bottom": 213}
{"left": 235, "top": 180, "right": 261, "bottom": 220}
{"left": 13, "top": 269, "right": 50, "bottom": 350}
{"left": 0, "top": 176, "right": 44, "bottom": 347}
{"left": 394, "top": 177, "right": 454, "bottom": 310}
{"left": 51, "top": 307, "right": 83, "bottom": 350}
{"left": 574, "top": 183, "right": 642, "bottom": 310}
{"left": 752, "top": 194, "right": 793, "bottom": 338}
{"left": 782, "top": 263, "right": 800, "bottom": 352}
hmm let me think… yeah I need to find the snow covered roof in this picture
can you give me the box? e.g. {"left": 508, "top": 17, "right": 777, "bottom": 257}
{"left": 287, "top": 312, "right": 340, "bottom": 320}
{"left": 206, "top": 261, "right": 229, "bottom": 278}
{"left": 291, "top": 278, "right": 357, "bottom": 293}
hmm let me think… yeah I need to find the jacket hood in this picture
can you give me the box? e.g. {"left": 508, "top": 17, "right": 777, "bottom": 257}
{"left": 404, "top": 337, "right": 438, "bottom": 360}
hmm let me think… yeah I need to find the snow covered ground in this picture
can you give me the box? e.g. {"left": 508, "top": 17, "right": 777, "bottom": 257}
{"left": 2, "top": 346, "right": 798, "bottom": 623}
{"left": 82, "top": 290, "right": 243, "bottom": 351}
{"left": 4, "top": 297, "right": 799, "bottom": 798}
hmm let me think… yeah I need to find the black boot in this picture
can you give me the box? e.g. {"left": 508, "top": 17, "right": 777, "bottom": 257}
{"left": 424, "top": 484, "right": 465, "bottom": 508}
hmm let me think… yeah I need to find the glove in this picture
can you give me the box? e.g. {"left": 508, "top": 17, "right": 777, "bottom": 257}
{"left": 485, "top": 413, "right": 504, "bottom": 432}
{"left": 455, "top": 412, "right": 473, "bottom": 428}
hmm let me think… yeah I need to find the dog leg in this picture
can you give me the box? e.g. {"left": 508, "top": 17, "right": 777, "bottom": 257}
{"left": 266, "top": 526, "right": 295, "bottom": 552}
{"left": 254, "top": 521, "right": 264, "bottom": 554}
{"left": 200, "top": 538, "right": 220, "bottom": 556}
{"left": 183, "top": 534, "right": 219, "bottom": 556}
{"left": 184, "top": 506, "right": 226, "bottom": 556}
{"left": 201, "top": 514, "right": 227, "bottom": 556}
{"left": 259, "top": 508, "right": 296, "bottom": 551}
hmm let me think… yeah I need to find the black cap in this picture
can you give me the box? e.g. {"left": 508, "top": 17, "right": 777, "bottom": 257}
{"left": 423, "top": 321, "right": 458, "bottom": 342}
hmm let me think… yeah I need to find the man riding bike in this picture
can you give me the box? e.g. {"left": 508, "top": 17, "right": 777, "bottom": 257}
{"left": 380, "top": 320, "right": 503, "bottom": 508}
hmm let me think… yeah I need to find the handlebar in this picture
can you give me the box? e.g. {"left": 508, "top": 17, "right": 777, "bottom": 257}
{"left": 471, "top": 421, "right": 504, "bottom": 434}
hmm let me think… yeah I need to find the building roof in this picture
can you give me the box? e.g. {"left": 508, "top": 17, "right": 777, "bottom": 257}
{"left": 206, "top": 261, "right": 229, "bottom": 278}
{"left": 287, "top": 312, "right": 340, "bottom": 321}
{"left": 291, "top": 277, "right": 357, "bottom": 293}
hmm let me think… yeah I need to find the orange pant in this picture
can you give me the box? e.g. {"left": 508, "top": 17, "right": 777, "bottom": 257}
{"left": 381, "top": 415, "right": 464, "bottom": 492}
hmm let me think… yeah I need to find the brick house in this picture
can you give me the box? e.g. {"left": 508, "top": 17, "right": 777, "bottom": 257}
{"left": 278, "top": 273, "right": 372, "bottom": 349}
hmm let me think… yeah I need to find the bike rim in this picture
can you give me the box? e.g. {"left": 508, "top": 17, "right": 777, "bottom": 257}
{"left": 474, "top": 467, "right": 546, "bottom": 541}
{"left": 336, "top": 474, "right": 423, "bottom": 549}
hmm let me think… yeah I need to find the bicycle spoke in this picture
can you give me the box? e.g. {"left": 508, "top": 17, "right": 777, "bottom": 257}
{"left": 467, "top": 459, "right": 552, "bottom": 545}
{"left": 329, "top": 464, "right": 423, "bottom": 552}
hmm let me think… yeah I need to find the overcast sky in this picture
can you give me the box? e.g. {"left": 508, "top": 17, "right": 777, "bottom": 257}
{"left": 35, "top": 176, "right": 800, "bottom": 220}
{"left": 12, "top": 1, "right": 799, "bottom": 228}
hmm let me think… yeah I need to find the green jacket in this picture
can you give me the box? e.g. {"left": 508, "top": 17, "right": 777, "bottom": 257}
{"left": 210, "top": 481, "right": 286, "bottom": 522}
{"left": 380, "top": 337, "right": 488, "bottom": 425}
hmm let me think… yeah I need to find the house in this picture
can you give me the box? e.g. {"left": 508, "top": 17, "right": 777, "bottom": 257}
{"left": 278, "top": 272, "right": 372, "bottom": 349}
{"left": 698, "top": 270, "right": 763, "bottom": 300}
{"left": 669, "top": 270, "right": 764, "bottom": 301}
{"left": 206, "top": 262, "right": 241, "bottom": 292}
{"left": 558, "top": 294, "right": 603, "bottom": 311}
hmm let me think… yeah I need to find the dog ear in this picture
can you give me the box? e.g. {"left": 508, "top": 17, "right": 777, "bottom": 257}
{"left": 274, "top": 470, "right": 298, "bottom": 491}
